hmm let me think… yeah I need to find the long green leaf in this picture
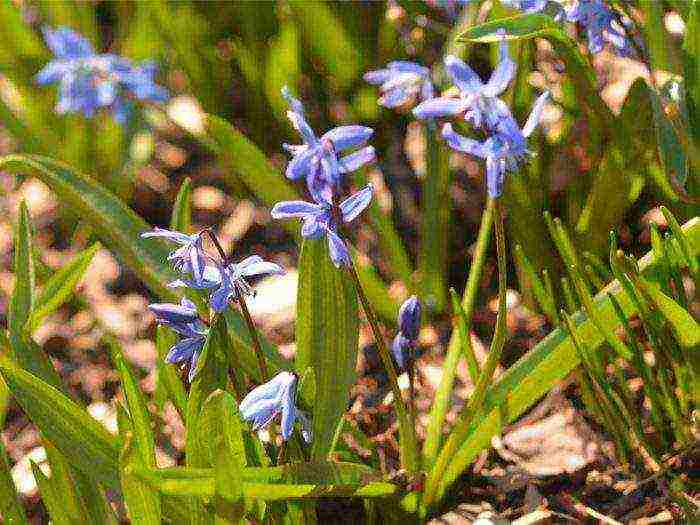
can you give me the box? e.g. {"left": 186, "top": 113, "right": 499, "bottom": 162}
{"left": 31, "top": 461, "right": 74, "bottom": 525}
{"left": 0, "top": 441, "right": 27, "bottom": 525}
{"left": 0, "top": 360, "right": 119, "bottom": 489}
{"left": 41, "top": 443, "right": 91, "bottom": 524}
{"left": 427, "top": 217, "right": 700, "bottom": 507}
{"left": 26, "top": 243, "right": 100, "bottom": 333}
{"left": 8, "top": 201, "right": 35, "bottom": 334}
{"left": 120, "top": 433, "right": 162, "bottom": 525}
{"left": 154, "top": 326, "right": 188, "bottom": 422}
{"left": 296, "top": 239, "right": 359, "bottom": 460}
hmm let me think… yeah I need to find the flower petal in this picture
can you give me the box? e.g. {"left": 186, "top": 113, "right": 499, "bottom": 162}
{"left": 339, "top": 184, "right": 373, "bottom": 223}
{"left": 210, "top": 282, "right": 232, "bottom": 313}
{"left": 271, "top": 200, "right": 324, "bottom": 220}
{"left": 338, "top": 146, "right": 376, "bottom": 174}
{"left": 239, "top": 261, "right": 285, "bottom": 278}
{"left": 483, "top": 37, "right": 516, "bottom": 96}
{"left": 326, "top": 229, "right": 352, "bottom": 267}
{"left": 521, "top": 91, "right": 550, "bottom": 137}
{"left": 444, "top": 55, "right": 483, "bottom": 93}
{"left": 363, "top": 69, "right": 392, "bottom": 85}
{"left": 442, "top": 123, "right": 486, "bottom": 158}
{"left": 140, "top": 227, "right": 193, "bottom": 245}
{"left": 413, "top": 97, "right": 465, "bottom": 120}
{"left": 321, "top": 126, "right": 373, "bottom": 151}
{"left": 387, "top": 61, "right": 430, "bottom": 77}
{"left": 285, "top": 145, "right": 318, "bottom": 180}
{"left": 165, "top": 337, "right": 200, "bottom": 364}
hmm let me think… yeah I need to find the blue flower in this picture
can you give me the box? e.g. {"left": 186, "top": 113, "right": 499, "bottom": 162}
{"left": 209, "top": 256, "right": 285, "bottom": 313}
{"left": 501, "top": 0, "right": 548, "bottom": 14}
{"left": 566, "top": 0, "right": 629, "bottom": 55}
{"left": 413, "top": 32, "right": 515, "bottom": 130}
{"left": 364, "top": 61, "right": 434, "bottom": 109}
{"left": 392, "top": 296, "right": 421, "bottom": 370}
{"left": 270, "top": 184, "right": 373, "bottom": 268}
{"left": 149, "top": 298, "right": 207, "bottom": 382}
{"left": 36, "top": 26, "right": 168, "bottom": 123}
{"left": 141, "top": 228, "right": 209, "bottom": 286}
{"left": 239, "top": 371, "right": 311, "bottom": 442}
{"left": 442, "top": 91, "right": 549, "bottom": 197}
{"left": 282, "top": 87, "right": 375, "bottom": 202}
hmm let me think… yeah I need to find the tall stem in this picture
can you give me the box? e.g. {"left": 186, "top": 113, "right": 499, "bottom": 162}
{"left": 422, "top": 201, "right": 508, "bottom": 509}
{"left": 347, "top": 261, "right": 418, "bottom": 473}
{"left": 205, "top": 229, "right": 269, "bottom": 383}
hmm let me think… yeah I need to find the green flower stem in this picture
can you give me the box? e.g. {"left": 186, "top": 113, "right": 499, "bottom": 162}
{"left": 422, "top": 201, "right": 508, "bottom": 511}
{"left": 422, "top": 198, "right": 496, "bottom": 466}
{"left": 205, "top": 229, "right": 269, "bottom": 382}
{"left": 347, "top": 260, "right": 418, "bottom": 473}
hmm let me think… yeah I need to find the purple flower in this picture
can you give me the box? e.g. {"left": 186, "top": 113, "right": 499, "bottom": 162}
{"left": 392, "top": 296, "right": 421, "bottom": 370}
{"left": 209, "top": 256, "right": 285, "bottom": 313}
{"left": 364, "top": 61, "right": 434, "bottom": 109}
{"left": 36, "top": 27, "right": 168, "bottom": 123}
{"left": 413, "top": 31, "right": 515, "bottom": 130}
{"left": 442, "top": 91, "right": 549, "bottom": 197}
{"left": 282, "top": 86, "right": 375, "bottom": 202}
{"left": 141, "top": 228, "right": 208, "bottom": 286}
{"left": 149, "top": 298, "right": 207, "bottom": 382}
{"left": 566, "top": 0, "right": 629, "bottom": 56}
{"left": 271, "top": 184, "right": 373, "bottom": 268}
{"left": 239, "top": 371, "right": 311, "bottom": 442}
{"left": 501, "top": 0, "right": 548, "bottom": 14}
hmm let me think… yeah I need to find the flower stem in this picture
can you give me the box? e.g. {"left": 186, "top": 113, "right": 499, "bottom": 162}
{"left": 347, "top": 260, "right": 418, "bottom": 473}
{"left": 422, "top": 201, "right": 508, "bottom": 510}
{"left": 205, "top": 228, "right": 269, "bottom": 383}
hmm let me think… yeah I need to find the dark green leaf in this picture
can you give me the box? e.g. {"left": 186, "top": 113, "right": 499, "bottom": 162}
{"left": 8, "top": 201, "right": 35, "bottom": 334}
{"left": 0, "top": 441, "right": 27, "bottom": 525}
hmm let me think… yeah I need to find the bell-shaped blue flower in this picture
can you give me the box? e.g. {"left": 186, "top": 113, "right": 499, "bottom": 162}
{"left": 442, "top": 91, "right": 549, "bottom": 198}
{"left": 282, "top": 87, "right": 375, "bottom": 202}
{"left": 148, "top": 298, "right": 208, "bottom": 382}
{"left": 364, "top": 61, "right": 434, "bottom": 109}
{"left": 270, "top": 184, "right": 373, "bottom": 268}
{"left": 209, "top": 256, "right": 285, "bottom": 313}
{"left": 239, "top": 371, "right": 311, "bottom": 442}
{"left": 392, "top": 296, "right": 421, "bottom": 370}
{"left": 141, "top": 228, "right": 209, "bottom": 286}
{"left": 413, "top": 31, "right": 515, "bottom": 130}
{"left": 566, "top": 1, "right": 630, "bottom": 56}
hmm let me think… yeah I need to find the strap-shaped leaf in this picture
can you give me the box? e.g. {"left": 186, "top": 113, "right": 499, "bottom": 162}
{"left": 120, "top": 433, "right": 162, "bottom": 525}
{"left": 8, "top": 201, "right": 35, "bottom": 334}
{"left": 0, "top": 359, "right": 119, "bottom": 489}
{"left": 26, "top": 243, "right": 100, "bottom": 333}
{"left": 31, "top": 461, "right": 73, "bottom": 525}
{"left": 41, "top": 442, "right": 91, "bottom": 524}
{"left": 0, "top": 441, "right": 27, "bottom": 525}
{"left": 154, "top": 326, "right": 188, "bottom": 421}
{"left": 296, "top": 238, "right": 359, "bottom": 460}
{"left": 170, "top": 177, "right": 193, "bottom": 233}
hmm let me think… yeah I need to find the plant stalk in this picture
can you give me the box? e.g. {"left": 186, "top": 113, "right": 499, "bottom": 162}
{"left": 347, "top": 260, "right": 418, "bottom": 473}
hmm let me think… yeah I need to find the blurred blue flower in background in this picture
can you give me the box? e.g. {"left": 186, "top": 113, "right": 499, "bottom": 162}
{"left": 36, "top": 26, "right": 168, "bottom": 123}
{"left": 413, "top": 32, "right": 515, "bottom": 130}
{"left": 209, "top": 256, "right": 285, "bottom": 313}
{"left": 501, "top": 0, "right": 548, "bottom": 14}
{"left": 282, "top": 86, "right": 375, "bottom": 202}
{"left": 141, "top": 228, "right": 208, "bottom": 287}
{"left": 148, "top": 298, "right": 207, "bottom": 382}
{"left": 392, "top": 295, "right": 421, "bottom": 370}
{"left": 442, "top": 91, "right": 549, "bottom": 197}
{"left": 240, "top": 371, "right": 311, "bottom": 442}
{"left": 566, "top": 0, "right": 630, "bottom": 55}
{"left": 364, "top": 61, "right": 434, "bottom": 109}
{"left": 271, "top": 184, "right": 373, "bottom": 267}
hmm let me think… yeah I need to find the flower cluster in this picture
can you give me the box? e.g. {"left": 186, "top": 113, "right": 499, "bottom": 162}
{"left": 272, "top": 87, "right": 375, "bottom": 268}
{"left": 392, "top": 296, "right": 422, "bottom": 370}
{"left": 37, "top": 27, "right": 169, "bottom": 123}
{"left": 364, "top": 61, "right": 434, "bottom": 109}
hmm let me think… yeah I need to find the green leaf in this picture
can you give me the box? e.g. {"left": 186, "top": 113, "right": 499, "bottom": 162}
{"left": 154, "top": 326, "right": 188, "bottom": 422}
{"left": 9, "top": 201, "right": 35, "bottom": 334}
{"left": 685, "top": 1, "right": 699, "bottom": 134}
{"left": 120, "top": 433, "right": 162, "bottom": 525}
{"left": 170, "top": 177, "right": 193, "bottom": 233}
{"left": 427, "top": 217, "right": 700, "bottom": 507}
{"left": 25, "top": 243, "right": 99, "bottom": 333}
{"left": 266, "top": 19, "right": 301, "bottom": 121}
{"left": 0, "top": 154, "right": 178, "bottom": 302}
{"left": 638, "top": 282, "right": 700, "bottom": 351}
{"left": 31, "top": 461, "right": 74, "bottom": 525}
{"left": 419, "top": 125, "right": 451, "bottom": 313}
{"left": 41, "top": 443, "right": 90, "bottom": 524}
{"left": 0, "top": 359, "right": 119, "bottom": 489}
{"left": 296, "top": 238, "right": 359, "bottom": 460}
{"left": 134, "top": 467, "right": 216, "bottom": 498}
{"left": 0, "top": 441, "right": 27, "bottom": 525}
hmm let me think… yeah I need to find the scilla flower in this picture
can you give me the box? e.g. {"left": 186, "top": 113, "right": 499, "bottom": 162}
{"left": 36, "top": 27, "right": 168, "bottom": 123}
{"left": 442, "top": 91, "right": 549, "bottom": 197}
{"left": 566, "top": 0, "right": 630, "bottom": 56}
{"left": 364, "top": 61, "right": 434, "bottom": 109}
{"left": 271, "top": 184, "right": 373, "bottom": 268}
{"left": 501, "top": 0, "right": 548, "bottom": 14}
{"left": 413, "top": 31, "right": 515, "bottom": 130}
{"left": 149, "top": 298, "right": 207, "bottom": 382}
{"left": 209, "top": 256, "right": 285, "bottom": 313}
{"left": 282, "top": 87, "right": 375, "bottom": 202}
{"left": 392, "top": 296, "right": 422, "bottom": 370}
{"left": 141, "top": 228, "right": 208, "bottom": 286}
{"left": 239, "top": 371, "right": 311, "bottom": 442}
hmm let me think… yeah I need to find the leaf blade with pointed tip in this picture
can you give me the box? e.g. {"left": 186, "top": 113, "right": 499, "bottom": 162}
{"left": 9, "top": 201, "right": 35, "bottom": 334}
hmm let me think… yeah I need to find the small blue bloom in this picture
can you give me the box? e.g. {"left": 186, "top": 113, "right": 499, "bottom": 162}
{"left": 501, "top": 0, "right": 548, "bottom": 14}
{"left": 270, "top": 184, "right": 373, "bottom": 268}
{"left": 282, "top": 87, "right": 375, "bottom": 202}
{"left": 413, "top": 32, "right": 515, "bottom": 130}
{"left": 392, "top": 296, "right": 421, "bottom": 370}
{"left": 239, "top": 371, "right": 311, "bottom": 442}
{"left": 442, "top": 91, "right": 549, "bottom": 198}
{"left": 566, "top": 0, "right": 629, "bottom": 56}
{"left": 37, "top": 26, "right": 168, "bottom": 123}
{"left": 149, "top": 298, "right": 207, "bottom": 382}
{"left": 209, "top": 256, "right": 285, "bottom": 313}
{"left": 141, "top": 228, "right": 209, "bottom": 286}
{"left": 364, "top": 61, "right": 434, "bottom": 109}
